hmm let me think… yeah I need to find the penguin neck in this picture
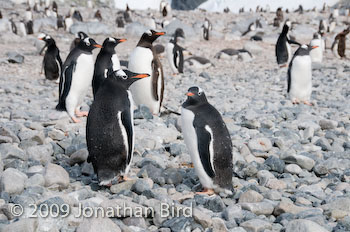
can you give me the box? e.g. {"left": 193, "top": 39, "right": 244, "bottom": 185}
{"left": 182, "top": 99, "right": 208, "bottom": 109}
{"left": 103, "top": 45, "right": 116, "bottom": 54}
{"left": 282, "top": 25, "right": 289, "bottom": 35}
{"left": 137, "top": 39, "right": 153, "bottom": 49}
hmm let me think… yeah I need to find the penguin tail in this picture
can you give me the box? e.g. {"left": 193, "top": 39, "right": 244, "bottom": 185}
{"left": 55, "top": 102, "right": 66, "bottom": 111}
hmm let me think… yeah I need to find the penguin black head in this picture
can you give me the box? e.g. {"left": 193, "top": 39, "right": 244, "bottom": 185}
{"left": 102, "top": 37, "right": 127, "bottom": 52}
{"left": 77, "top": 31, "right": 88, "bottom": 40}
{"left": 174, "top": 28, "right": 185, "bottom": 39}
{"left": 296, "top": 44, "right": 318, "bottom": 56}
{"left": 183, "top": 86, "right": 208, "bottom": 107}
{"left": 137, "top": 30, "right": 165, "bottom": 47}
{"left": 282, "top": 20, "right": 291, "bottom": 33}
{"left": 108, "top": 69, "right": 149, "bottom": 87}
{"left": 78, "top": 37, "right": 102, "bottom": 52}
{"left": 38, "top": 33, "right": 55, "bottom": 45}
{"left": 313, "top": 33, "right": 321, "bottom": 39}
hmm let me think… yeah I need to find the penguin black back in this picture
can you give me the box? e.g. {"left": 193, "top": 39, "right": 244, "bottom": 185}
{"left": 39, "top": 34, "right": 62, "bottom": 81}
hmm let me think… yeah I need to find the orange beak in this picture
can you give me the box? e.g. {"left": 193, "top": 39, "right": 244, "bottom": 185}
{"left": 119, "top": 39, "right": 127, "bottom": 42}
{"left": 94, "top": 44, "right": 103, "bottom": 48}
{"left": 312, "top": 45, "right": 319, "bottom": 49}
{"left": 39, "top": 38, "right": 43, "bottom": 40}
{"left": 155, "top": 32, "right": 165, "bottom": 36}
{"left": 132, "top": 74, "right": 149, "bottom": 78}
{"left": 186, "top": 92, "right": 195, "bottom": 96}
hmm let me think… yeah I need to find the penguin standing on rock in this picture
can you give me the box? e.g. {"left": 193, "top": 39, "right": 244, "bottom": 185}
{"left": 203, "top": 18, "right": 212, "bottom": 40}
{"left": 275, "top": 20, "right": 301, "bottom": 67}
{"left": 128, "top": 30, "right": 165, "bottom": 115}
{"left": 166, "top": 28, "right": 185, "bottom": 74}
{"left": 92, "top": 37, "right": 127, "bottom": 98}
{"left": 287, "top": 44, "right": 318, "bottom": 105}
{"left": 181, "top": 87, "right": 233, "bottom": 195}
{"left": 56, "top": 37, "right": 102, "bottom": 123}
{"left": 87, "top": 70, "right": 149, "bottom": 186}
{"left": 38, "top": 34, "right": 62, "bottom": 82}
{"left": 332, "top": 27, "right": 350, "bottom": 58}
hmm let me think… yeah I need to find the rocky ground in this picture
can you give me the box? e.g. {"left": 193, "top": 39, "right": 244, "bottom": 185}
{"left": 0, "top": 1, "right": 350, "bottom": 232}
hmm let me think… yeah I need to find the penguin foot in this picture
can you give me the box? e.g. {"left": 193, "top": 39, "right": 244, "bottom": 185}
{"left": 71, "top": 117, "right": 81, "bottom": 123}
{"left": 279, "top": 64, "right": 288, "bottom": 68}
{"left": 292, "top": 100, "right": 300, "bottom": 104}
{"left": 196, "top": 188, "right": 215, "bottom": 195}
{"left": 75, "top": 110, "right": 88, "bottom": 117}
{"left": 303, "top": 101, "right": 313, "bottom": 106}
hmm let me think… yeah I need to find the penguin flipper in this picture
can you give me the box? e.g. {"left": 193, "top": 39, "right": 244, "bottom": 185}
{"left": 56, "top": 62, "right": 75, "bottom": 111}
{"left": 151, "top": 59, "right": 162, "bottom": 101}
{"left": 287, "top": 60, "right": 292, "bottom": 93}
{"left": 287, "top": 39, "right": 301, "bottom": 46}
{"left": 193, "top": 123, "right": 215, "bottom": 178}
{"left": 121, "top": 110, "right": 133, "bottom": 164}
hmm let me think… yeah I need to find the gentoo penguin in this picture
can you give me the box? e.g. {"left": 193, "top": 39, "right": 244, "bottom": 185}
{"left": 154, "top": 44, "right": 165, "bottom": 55}
{"left": 185, "top": 56, "right": 213, "bottom": 70}
{"left": 26, "top": 20, "right": 34, "bottom": 34}
{"left": 72, "top": 10, "right": 83, "bottom": 21}
{"left": 39, "top": 34, "right": 62, "bottom": 82}
{"left": 94, "top": 10, "right": 102, "bottom": 21}
{"left": 319, "top": 19, "right": 327, "bottom": 36}
{"left": 166, "top": 28, "right": 185, "bottom": 74}
{"left": 287, "top": 44, "right": 317, "bottom": 105}
{"left": 332, "top": 27, "right": 350, "bottom": 58}
{"left": 64, "top": 15, "right": 73, "bottom": 32}
{"left": 124, "top": 6, "right": 132, "bottom": 23}
{"left": 56, "top": 37, "right": 102, "bottom": 123}
{"left": 25, "top": 7, "right": 33, "bottom": 22}
{"left": 19, "top": 20, "right": 27, "bottom": 36}
{"left": 57, "top": 15, "right": 64, "bottom": 29}
{"left": 242, "top": 22, "right": 256, "bottom": 36}
{"left": 202, "top": 18, "right": 212, "bottom": 40}
{"left": 116, "top": 16, "right": 124, "bottom": 28}
{"left": 224, "top": 7, "right": 230, "bottom": 13}
{"left": 0, "top": 10, "right": 2, "bottom": 19}
{"left": 214, "top": 48, "right": 252, "bottom": 60}
{"left": 276, "top": 7, "right": 284, "bottom": 22}
{"left": 275, "top": 20, "right": 301, "bottom": 67}
{"left": 128, "top": 30, "right": 165, "bottom": 115}
{"left": 87, "top": 70, "right": 149, "bottom": 186}
{"left": 328, "top": 15, "right": 336, "bottom": 33}
{"left": 181, "top": 87, "right": 233, "bottom": 195}
{"left": 52, "top": 1, "right": 58, "bottom": 13}
{"left": 309, "top": 33, "right": 323, "bottom": 63}
{"left": 70, "top": 31, "right": 88, "bottom": 51}
{"left": 9, "top": 19, "right": 17, "bottom": 34}
{"left": 92, "top": 37, "right": 127, "bottom": 98}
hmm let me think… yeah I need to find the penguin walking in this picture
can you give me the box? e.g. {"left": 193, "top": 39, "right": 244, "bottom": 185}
{"left": 56, "top": 37, "right": 102, "bottom": 123}
{"left": 275, "top": 20, "right": 301, "bottom": 67}
{"left": 87, "top": 70, "right": 149, "bottom": 186}
{"left": 70, "top": 31, "right": 88, "bottom": 51}
{"left": 128, "top": 30, "right": 165, "bottom": 115}
{"left": 202, "top": 18, "right": 212, "bottom": 40}
{"left": 287, "top": 44, "right": 318, "bottom": 105}
{"left": 38, "top": 34, "right": 62, "bottom": 82}
{"left": 181, "top": 87, "right": 233, "bottom": 195}
{"left": 92, "top": 37, "right": 127, "bottom": 98}
{"left": 309, "top": 33, "right": 323, "bottom": 63}
{"left": 166, "top": 28, "right": 185, "bottom": 74}
{"left": 332, "top": 27, "right": 350, "bottom": 58}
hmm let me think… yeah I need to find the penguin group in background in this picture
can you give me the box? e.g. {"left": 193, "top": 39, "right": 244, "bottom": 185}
{"left": 276, "top": 7, "right": 284, "bottom": 22}
{"left": 116, "top": 16, "right": 124, "bottom": 28}
{"left": 56, "top": 37, "right": 102, "bottom": 123}
{"left": 203, "top": 18, "right": 212, "bottom": 41}
{"left": 275, "top": 20, "right": 301, "bottom": 67}
{"left": 72, "top": 10, "right": 83, "bottom": 22}
{"left": 92, "top": 37, "right": 127, "bottom": 98}
{"left": 181, "top": 86, "right": 233, "bottom": 195}
{"left": 94, "top": 10, "right": 102, "bottom": 21}
{"left": 128, "top": 30, "right": 165, "bottom": 115}
{"left": 38, "top": 34, "right": 62, "bottom": 82}
{"left": 166, "top": 28, "right": 185, "bottom": 74}
{"left": 87, "top": 70, "right": 149, "bottom": 186}
{"left": 332, "top": 27, "right": 350, "bottom": 58}
{"left": 124, "top": 5, "right": 132, "bottom": 23}
{"left": 309, "top": 33, "right": 323, "bottom": 63}
{"left": 70, "top": 31, "right": 88, "bottom": 51}
{"left": 287, "top": 44, "right": 317, "bottom": 105}
{"left": 160, "top": 1, "right": 171, "bottom": 17}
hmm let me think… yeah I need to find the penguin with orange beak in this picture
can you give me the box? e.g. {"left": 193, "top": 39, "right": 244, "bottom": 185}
{"left": 56, "top": 37, "right": 102, "bottom": 123}
{"left": 87, "top": 70, "right": 149, "bottom": 186}
{"left": 287, "top": 44, "right": 318, "bottom": 105}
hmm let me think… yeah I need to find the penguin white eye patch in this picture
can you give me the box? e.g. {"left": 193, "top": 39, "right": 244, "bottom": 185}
{"left": 84, "top": 37, "right": 91, "bottom": 46}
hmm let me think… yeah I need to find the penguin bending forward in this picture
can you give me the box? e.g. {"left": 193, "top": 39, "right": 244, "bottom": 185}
{"left": 287, "top": 44, "right": 317, "bottom": 105}
{"left": 181, "top": 87, "right": 233, "bottom": 195}
{"left": 87, "top": 70, "right": 149, "bottom": 186}
{"left": 166, "top": 28, "right": 185, "bottom": 74}
{"left": 56, "top": 37, "right": 102, "bottom": 123}
{"left": 128, "top": 30, "right": 165, "bottom": 115}
{"left": 92, "top": 37, "right": 127, "bottom": 98}
{"left": 275, "top": 20, "right": 301, "bottom": 67}
{"left": 38, "top": 34, "right": 62, "bottom": 82}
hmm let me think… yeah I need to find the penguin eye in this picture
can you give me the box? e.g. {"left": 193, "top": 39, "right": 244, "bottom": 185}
{"left": 86, "top": 41, "right": 91, "bottom": 46}
{"left": 122, "top": 75, "right": 127, "bottom": 80}
{"left": 198, "top": 92, "right": 202, "bottom": 96}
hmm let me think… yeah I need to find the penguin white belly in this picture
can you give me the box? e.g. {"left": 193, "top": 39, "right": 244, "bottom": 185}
{"left": 332, "top": 42, "right": 340, "bottom": 58}
{"left": 111, "top": 54, "right": 121, "bottom": 71}
{"left": 310, "top": 40, "right": 323, "bottom": 63}
{"left": 290, "top": 56, "right": 312, "bottom": 101}
{"left": 185, "top": 59, "right": 211, "bottom": 70}
{"left": 286, "top": 42, "right": 292, "bottom": 63}
{"left": 65, "top": 18, "right": 73, "bottom": 32}
{"left": 321, "top": 39, "right": 325, "bottom": 52}
{"left": 181, "top": 108, "right": 214, "bottom": 189}
{"left": 66, "top": 54, "right": 94, "bottom": 115}
{"left": 123, "top": 90, "right": 134, "bottom": 176}
{"left": 129, "top": 47, "right": 159, "bottom": 114}
{"left": 19, "top": 23, "right": 27, "bottom": 36}
{"left": 166, "top": 42, "right": 178, "bottom": 74}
